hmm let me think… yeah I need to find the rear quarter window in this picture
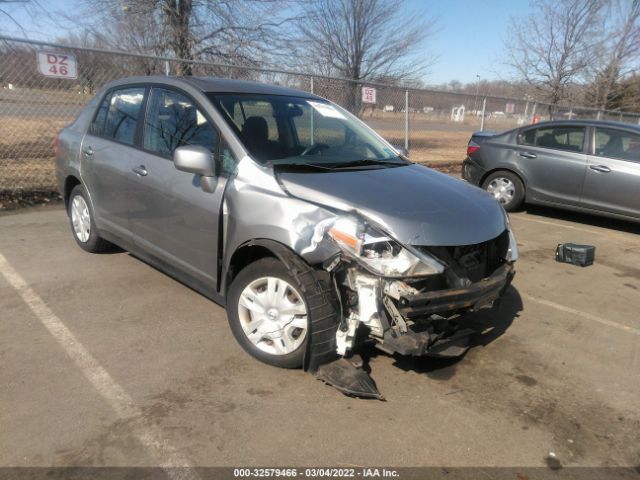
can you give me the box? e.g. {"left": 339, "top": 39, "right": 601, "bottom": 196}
{"left": 89, "top": 93, "right": 110, "bottom": 136}
{"left": 520, "top": 128, "right": 536, "bottom": 146}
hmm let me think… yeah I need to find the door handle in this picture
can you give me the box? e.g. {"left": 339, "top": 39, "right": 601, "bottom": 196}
{"left": 519, "top": 152, "right": 537, "bottom": 159}
{"left": 132, "top": 165, "right": 148, "bottom": 176}
{"left": 82, "top": 146, "right": 94, "bottom": 156}
{"left": 589, "top": 165, "right": 611, "bottom": 173}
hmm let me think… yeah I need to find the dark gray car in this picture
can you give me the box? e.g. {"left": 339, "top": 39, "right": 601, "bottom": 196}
{"left": 56, "top": 76, "right": 517, "bottom": 398}
{"left": 463, "top": 120, "right": 640, "bottom": 221}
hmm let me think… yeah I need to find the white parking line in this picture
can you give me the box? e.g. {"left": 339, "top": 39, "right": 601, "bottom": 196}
{"left": 512, "top": 214, "right": 637, "bottom": 240}
{"left": 522, "top": 293, "right": 640, "bottom": 336}
{"left": 0, "top": 252, "right": 199, "bottom": 479}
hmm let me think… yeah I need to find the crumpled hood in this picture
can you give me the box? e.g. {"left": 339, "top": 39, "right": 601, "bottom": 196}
{"left": 277, "top": 164, "right": 507, "bottom": 246}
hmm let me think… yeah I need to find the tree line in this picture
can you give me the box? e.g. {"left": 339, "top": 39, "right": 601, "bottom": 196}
{"left": 1, "top": 0, "right": 639, "bottom": 113}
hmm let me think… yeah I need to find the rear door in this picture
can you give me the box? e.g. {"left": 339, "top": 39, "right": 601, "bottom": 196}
{"left": 514, "top": 124, "right": 588, "bottom": 205}
{"left": 81, "top": 86, "right": 146, "bottom": 240}
{"left": 128, "top": 87, "right": 234, "bottom": 289}
{"left": 580, "top": 126, "right": 640, "bottom": 219}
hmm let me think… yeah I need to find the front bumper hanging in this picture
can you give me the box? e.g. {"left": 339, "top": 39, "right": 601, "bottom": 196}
{"left": 397, "top": 263, "right": 515, "bottom": 319}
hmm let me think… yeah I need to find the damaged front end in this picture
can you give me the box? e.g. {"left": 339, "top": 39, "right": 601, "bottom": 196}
{"left": 312, "top": 213, "right": 517, "bottom": 399}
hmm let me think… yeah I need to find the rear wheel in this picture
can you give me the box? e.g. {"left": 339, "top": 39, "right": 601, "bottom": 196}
{"left": 482, "top": 171, "right": 525, "bottom": 211}
{"left": 68, "top": 185, "right": 111, "bottom": 253}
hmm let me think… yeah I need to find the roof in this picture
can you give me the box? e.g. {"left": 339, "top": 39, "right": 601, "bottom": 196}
{"left": 527, "top": 119, "right": 640, "bottom": 131}
{"left": 105, "top": 75, "right": 322, "bottom": 99}
{"left": 183, "top": 77, "right": 321, "bottom": 98}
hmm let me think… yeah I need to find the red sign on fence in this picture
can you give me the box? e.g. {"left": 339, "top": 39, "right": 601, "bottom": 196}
{"left": 37, "top": 51, "right": 77, "bottom": 79}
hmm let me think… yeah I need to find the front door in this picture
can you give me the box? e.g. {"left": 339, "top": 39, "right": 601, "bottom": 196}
{"left": 128, "top": 87, "right": 227, "bottom": 289}
{"left": 580, "top": 126, "right": 640, "bottom": 219}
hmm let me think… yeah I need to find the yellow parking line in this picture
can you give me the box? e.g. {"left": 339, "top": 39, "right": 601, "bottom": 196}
{"left": 0, "top": 252, "right": 200, "bottom": 478}
{"left": 522, "top": 293, "right": 640, "bottom": 336}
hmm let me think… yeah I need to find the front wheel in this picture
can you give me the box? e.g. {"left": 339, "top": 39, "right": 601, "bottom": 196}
{"left": 482, "top": 171, "right": 525, "bottom": 212}
{"left": 227, "top": 258, "right": 312, "bottom": 368}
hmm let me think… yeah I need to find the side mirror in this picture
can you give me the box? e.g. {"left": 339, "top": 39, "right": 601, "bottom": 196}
{"left": 173, "top": 145, "right": 217, "bottom": 193}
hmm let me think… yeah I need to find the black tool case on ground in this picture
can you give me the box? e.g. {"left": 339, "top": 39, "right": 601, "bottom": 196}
{"left": 555, "top": 243, "right": 595, "bottom": 267}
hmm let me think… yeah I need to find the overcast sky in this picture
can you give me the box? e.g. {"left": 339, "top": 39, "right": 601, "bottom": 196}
{"left": 0, "top": 0, "right": 533, "bottom": 85}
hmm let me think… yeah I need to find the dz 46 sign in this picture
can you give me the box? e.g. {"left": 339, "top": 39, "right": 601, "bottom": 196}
{"left": 361, "top": 86, "right": 377, "bottom": 104}
{"left": 37, "top": 51, "right": 78, "bottom": 79}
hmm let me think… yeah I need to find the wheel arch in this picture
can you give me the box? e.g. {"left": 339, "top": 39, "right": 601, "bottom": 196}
{"left": 224, "top": 239, "right": 306, "bottom": 299}
{"left": 63, "top": 175, "right": 82, "bottom": 209}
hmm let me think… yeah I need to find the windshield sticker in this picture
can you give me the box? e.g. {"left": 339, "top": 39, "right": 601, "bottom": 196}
{"left": 308, "top": 101, "right": 346, "bottom": 119}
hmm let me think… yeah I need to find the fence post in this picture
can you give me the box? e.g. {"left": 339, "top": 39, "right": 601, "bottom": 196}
{"left": 480, "top": 97, "right": 486, "bottom": 131}
{"left": 597, "top": 110, "right": 602, "bottom": 120}
{"left": 530, "top": 102, "right": 537, "bottom": 123}
{"left": 165, "top": 61, "right": 170, "bottom": 76}
{"left": 310, "top": 76, "right": 314, "bottom": 144}
{"left": 404, "top": 89, "right": 409, "bottom": 152}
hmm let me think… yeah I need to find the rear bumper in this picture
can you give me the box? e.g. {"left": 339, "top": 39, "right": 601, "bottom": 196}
{"left": 462, "top": 158, "right": 485, "bottom": 185}
{"left": 397, "top": 263, "right": 515, "bottom": 319}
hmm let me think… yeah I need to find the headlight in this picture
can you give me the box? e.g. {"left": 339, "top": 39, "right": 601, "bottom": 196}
{"left": 327, "top": 216, "right": 444, "bottom": 277}
{"left": 502, "top": 208, "right": 519, "bottom": 262}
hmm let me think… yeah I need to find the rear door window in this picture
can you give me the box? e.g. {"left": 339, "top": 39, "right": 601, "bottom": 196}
{"left": 143, "top": 88, "right": 218, "bottom": 157}
{"left": 89, "top": 93, "right": 110, "bottom": 136}
{"left": 594, "top": 128, "right": 640, "bottom": 162}
{"left": 520, "top": 126, "right": 585, "bottom": 153}
{"left": 103, "top": 87, "right": 145, "bottom": 146}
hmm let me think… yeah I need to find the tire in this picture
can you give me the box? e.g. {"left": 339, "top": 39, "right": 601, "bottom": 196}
{"left": 482, "top": 170, "right": 525, "bottom": 212}
{"left": 227, "top": 257, "right": 335, "bottom": 369}
{"left": 68, "top": 184, "right": 111, "bottom": 253}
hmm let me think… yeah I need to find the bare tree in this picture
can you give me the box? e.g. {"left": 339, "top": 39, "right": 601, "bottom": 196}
{"left": 293, "top": 0, "right": 438, "bottom": 113}
{"left": 587, "top": 0, "right": 640, "bottom": 110}
{"left": 74, "top": 0, "right": 299, "bottom": 76}
{"left": 0, "top": 0, "right": 32, "bottom": 34}
{"left": 504, "top": 0, "right": 605, "bottom": 108}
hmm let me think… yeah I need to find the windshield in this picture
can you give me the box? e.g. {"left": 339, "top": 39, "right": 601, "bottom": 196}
{"left": 208, "top": 93, "right": 405, "bottom": 166}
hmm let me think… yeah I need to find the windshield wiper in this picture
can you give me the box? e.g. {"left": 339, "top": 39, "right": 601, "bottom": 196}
{"left": 272, "top": 158, "right": 408, "bottom": 172}
{"left": 325, "top": 158, "right": 408, "bottom": 169}
{"left": 272, "top": 162, "right": 334, "bottom": 171}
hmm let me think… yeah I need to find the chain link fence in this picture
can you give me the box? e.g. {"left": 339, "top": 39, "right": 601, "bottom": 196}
{"left": 2, "top": 35, "right": 640, "bottom": 197}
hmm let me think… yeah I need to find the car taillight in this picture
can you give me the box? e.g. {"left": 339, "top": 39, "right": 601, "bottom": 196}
{"left": 467, "top": 145, "right": 480, "bottom": 156}
{"left": 54, "top": 134, "right": 61, "bottom": 158}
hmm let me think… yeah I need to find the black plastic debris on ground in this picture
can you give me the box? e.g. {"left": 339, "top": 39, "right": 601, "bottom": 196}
{"left": 555, "top": 243, "right": 595, "bottom": 267}
{"left": 316, "top": 356, "right": 384, "bottom": 400}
